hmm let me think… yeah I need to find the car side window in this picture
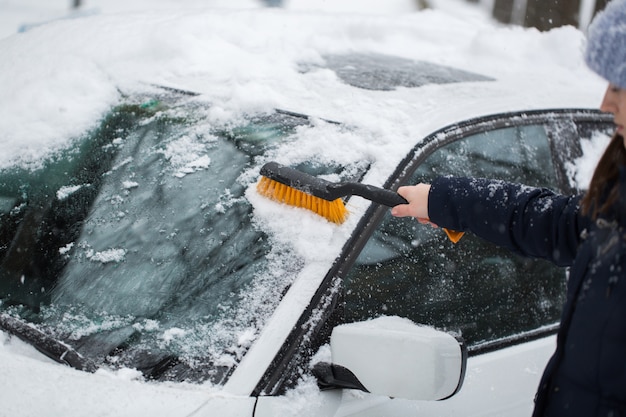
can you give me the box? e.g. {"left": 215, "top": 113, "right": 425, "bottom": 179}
{"left": 343, "top": 124, "right": 566, "bottom": 348}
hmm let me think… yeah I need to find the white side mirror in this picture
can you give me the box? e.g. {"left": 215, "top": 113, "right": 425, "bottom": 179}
{"left": 314, "top": 316, "right": 466, "bottom": 401}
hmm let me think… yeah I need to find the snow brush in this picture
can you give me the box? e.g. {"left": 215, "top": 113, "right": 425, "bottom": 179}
{"left": 257, "top": 161, "right": 464, "bottom": 243}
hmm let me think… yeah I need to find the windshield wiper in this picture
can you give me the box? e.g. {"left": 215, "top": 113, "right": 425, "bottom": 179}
{"left": 0, "top": 314, "right": 97, "bottom": 372}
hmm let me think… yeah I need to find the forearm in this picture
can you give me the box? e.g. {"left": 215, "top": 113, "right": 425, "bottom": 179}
{"left": 428, "top": 176, "right": 585, "bottom": 266}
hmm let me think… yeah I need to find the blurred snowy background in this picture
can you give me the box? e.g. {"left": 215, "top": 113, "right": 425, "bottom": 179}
{"left": 1, "top": 0, "right": 457, "bottom": 40}
{"left": 0, "top": 0, "right": 610, "bottom": 41}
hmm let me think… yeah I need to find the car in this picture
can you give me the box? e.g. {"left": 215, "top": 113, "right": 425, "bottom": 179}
{"left": 0, "top": 5, "right": 613, "bottom": 417}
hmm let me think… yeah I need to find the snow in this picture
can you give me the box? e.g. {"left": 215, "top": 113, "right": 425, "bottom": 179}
{"left": 0, "top": 0, "right": 605, "bottom": 174}
{"left": 0, "top": 0, "right": 614, "bottom": 415}
{"left": 568, "top": 130, "right": 612, "bottom": 189}
{"left": 56, "top": 184, "right": 86, "bottom": 199}
{"left": 86, "top": 247, "right": 127, "bottom": 263}
{"left": 160, "top": 135, "right": 215, "bottom": 177}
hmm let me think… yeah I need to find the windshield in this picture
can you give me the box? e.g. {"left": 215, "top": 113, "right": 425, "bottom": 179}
{"left": 0, "top": 93, "right": 328, "bottom": 384}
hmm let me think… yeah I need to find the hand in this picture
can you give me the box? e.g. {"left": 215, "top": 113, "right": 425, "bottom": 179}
{"left": 391, "top": 183, "right": 437, "bottom": 227}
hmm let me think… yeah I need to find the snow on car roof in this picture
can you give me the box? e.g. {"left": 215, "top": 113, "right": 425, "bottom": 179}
{"left": 0, "top": 7, "right": 604, "bottom": 173}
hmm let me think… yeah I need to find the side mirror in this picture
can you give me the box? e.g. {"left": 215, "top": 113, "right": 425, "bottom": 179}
{"left": 313, "top": 316, "right": 466, "bottom": 401}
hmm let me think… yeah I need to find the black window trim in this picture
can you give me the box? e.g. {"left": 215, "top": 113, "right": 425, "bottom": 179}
{"left": 391, "top": 108, "right": 612, "bottom": 190}
{"left": 468, "top": 322, "right": 560, "bottom": 356}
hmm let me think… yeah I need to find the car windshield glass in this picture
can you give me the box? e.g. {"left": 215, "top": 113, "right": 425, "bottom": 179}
{"left": 0, "top": 94, "right": 344, "bottom": 384}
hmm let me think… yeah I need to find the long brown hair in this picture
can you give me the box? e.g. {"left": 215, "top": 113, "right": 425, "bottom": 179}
{"left": 581, "top": 132, "right": 626, "bottom": 219}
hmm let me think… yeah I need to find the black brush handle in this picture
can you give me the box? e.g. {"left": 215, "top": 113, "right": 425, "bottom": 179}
{"left": 342, "top": 182, "right": 464, "bottom": 243}
{"left": 260, "top": 161, "right": 334, "bottom": 200}
{"left": 332, "top": 183, "right": 407, "bottom": 207}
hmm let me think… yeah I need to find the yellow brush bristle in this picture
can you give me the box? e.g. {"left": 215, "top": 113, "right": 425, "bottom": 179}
{"left": 257, "top": 176, "right": 348, "bottom": 224}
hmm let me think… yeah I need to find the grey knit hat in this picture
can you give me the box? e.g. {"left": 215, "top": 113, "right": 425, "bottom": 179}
{"left": 585, "top": 0, "right": 626, "bottom": 89}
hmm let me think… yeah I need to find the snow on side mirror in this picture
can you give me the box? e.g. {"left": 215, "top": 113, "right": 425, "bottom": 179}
{"left": 313, "top": 316, "right": 466, "bottom": 401}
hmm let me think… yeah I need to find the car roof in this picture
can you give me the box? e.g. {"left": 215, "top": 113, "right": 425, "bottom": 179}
{"left": 0, "top": 8, "right": 605, "bottom": 172}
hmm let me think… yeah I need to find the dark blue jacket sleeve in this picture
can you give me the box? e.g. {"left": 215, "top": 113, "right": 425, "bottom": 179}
{"left": 428, "top": 177, "right": 589, "bottom": 267}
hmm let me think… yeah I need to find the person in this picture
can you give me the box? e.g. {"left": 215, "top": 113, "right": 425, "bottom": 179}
{"left": 390, "top": 1, "right": 626, "bottom": 416}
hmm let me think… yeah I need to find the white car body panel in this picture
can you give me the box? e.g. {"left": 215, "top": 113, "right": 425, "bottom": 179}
{"left": 255, "top": 335, "right": 555, "bottom": 417}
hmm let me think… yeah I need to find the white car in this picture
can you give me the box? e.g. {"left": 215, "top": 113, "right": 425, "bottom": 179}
{"left": 0, "top": 5, "right": 612, "bottom": 417}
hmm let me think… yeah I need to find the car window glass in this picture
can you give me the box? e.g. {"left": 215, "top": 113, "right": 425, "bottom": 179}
{"left": 343, "top": 124, "right": 566, "bottom": 348}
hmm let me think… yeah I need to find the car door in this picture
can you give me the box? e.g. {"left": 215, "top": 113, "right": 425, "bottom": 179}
{"left": 342, "top": 109, "right": 615, "bottom": 348}
{"left": 254, "top": 109, "right": 614, "bottom": 417}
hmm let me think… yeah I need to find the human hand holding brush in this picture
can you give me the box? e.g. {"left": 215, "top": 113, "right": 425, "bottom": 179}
{"left": 391, "top": 184, "right": 464, "bottom": 243}
{"left": 257, "top": 162, "right": 463, "bottom": 243}
{"left": 390, "top": 184, "right": 432, "bottom": 224}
